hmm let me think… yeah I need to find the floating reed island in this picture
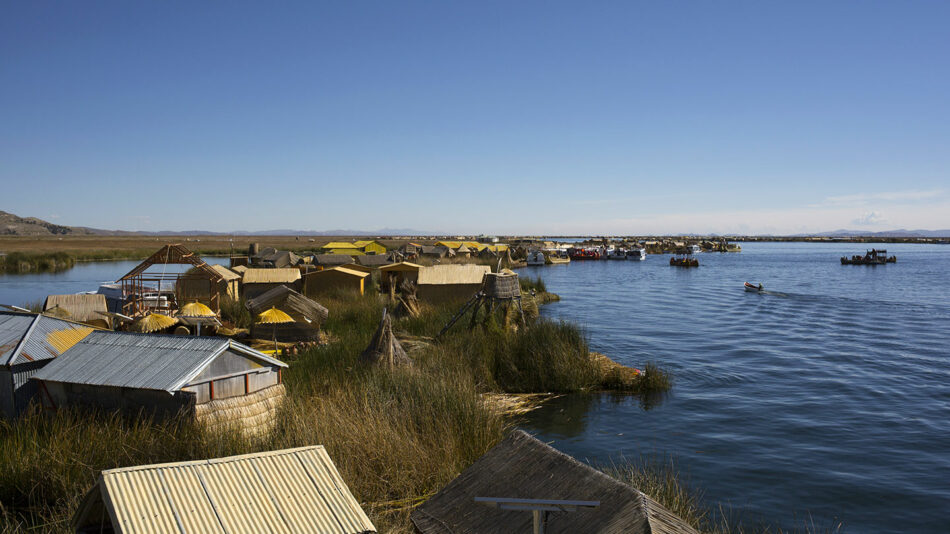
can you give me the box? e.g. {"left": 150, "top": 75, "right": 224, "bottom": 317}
{"left": 0, "top": 241, "right": 692, "bottom": 533}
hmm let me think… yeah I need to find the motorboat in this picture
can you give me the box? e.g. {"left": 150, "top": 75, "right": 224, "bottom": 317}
{"left": 607, "top": 248, "right": 628, "bottom": 260}
{"left": 744, "top": 282, "right": 764, "bottom": 292}
{"left": 626, "top": 248, "right": 647, "bottom": 261}
{"left": 690, "top": 244, "right": 702, "bottom": 254}
{"left": 526, "top": 250, "right": 546, "bottom": 266}
{"left": 841, "top": 249, "right": 897, "bottom": 265}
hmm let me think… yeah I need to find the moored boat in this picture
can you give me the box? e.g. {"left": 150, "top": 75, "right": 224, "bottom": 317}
{"left": 569, "top": 248, "right": 601, "bottom": 260}
{"left": 626, "top": 248, "right": 647, "bottom": 261}
{"left": 607, "top": 248, "right": 627, "bottom": 260}
{"left": 526, "top": 250, "right": 546, "bottom": 266}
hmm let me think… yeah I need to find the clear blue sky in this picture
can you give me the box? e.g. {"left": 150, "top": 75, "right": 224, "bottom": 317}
{"left": 2, "top": 1, "right": 948, "bottom": 234}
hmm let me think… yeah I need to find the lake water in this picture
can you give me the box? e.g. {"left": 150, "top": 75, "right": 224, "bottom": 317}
{"left": 519, "top": 242, "right": 950, "bottom": 533}
{"left": 0, "top": 257, "right": 230, "bottom": 308}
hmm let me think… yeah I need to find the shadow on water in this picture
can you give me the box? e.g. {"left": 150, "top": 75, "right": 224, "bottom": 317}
{"left": 528, "top": 391, "right": 669, "bottom": 439}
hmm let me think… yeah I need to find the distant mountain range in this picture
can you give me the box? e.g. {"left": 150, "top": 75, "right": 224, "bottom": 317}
{"left": 0, "top": 211, "right": 435, "bottom": 236}
{"left": 796, "top": 229, "right": 950, "bottom": 238}
{"left": 3, "top": 210, "right": 948, "bottom": 238}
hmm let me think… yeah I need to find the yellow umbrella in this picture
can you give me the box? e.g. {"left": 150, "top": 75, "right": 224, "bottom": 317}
{"left": 178, "top": 301, "right": 216, "bottom": 335}
{"left": 179, "top": 301, "right": 215, "bottom": 317}
{"left": 256, "top": 307, "right": 294, "bottom": 325}
{"left": 256, "top": 307, "right": 294, "bottom": 353}
{"left": 131, "top": 313, "right": 178, "bottom": 333}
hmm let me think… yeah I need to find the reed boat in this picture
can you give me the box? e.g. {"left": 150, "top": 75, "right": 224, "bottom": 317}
{"left": 569, "top": 248, "right": 601, "bottom": 260}
{"left": 669, "top": 256, "right": 699, "bottom": 267}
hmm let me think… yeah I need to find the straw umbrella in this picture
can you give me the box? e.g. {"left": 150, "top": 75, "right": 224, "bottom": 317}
{"left": 130, "top": 313, "right": 178, "bottom": 333}
{"left": 178, "top": 301, "right": 216, "bottom": 336}
{"left": 256, "top": 306, "right": 294, "bottom": 354}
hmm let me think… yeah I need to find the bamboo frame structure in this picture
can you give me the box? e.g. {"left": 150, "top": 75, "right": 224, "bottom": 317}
{"left": 118, "top": 244, "right": 224, "bottom": 318}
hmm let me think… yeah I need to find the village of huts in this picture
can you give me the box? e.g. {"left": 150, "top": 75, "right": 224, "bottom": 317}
{"left": 1, "top": 238, "right": 694, "bottom": 533}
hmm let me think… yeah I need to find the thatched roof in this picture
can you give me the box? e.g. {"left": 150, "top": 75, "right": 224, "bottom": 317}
{"left": 245, "top": 285, "right": 328, "bottom": 325}
{"left": 43, "top": 294, "right": 108, "bottom": 324}
{"left": 313, "top": 254, "right": 355, "bottom": 266}
{"left": 209, "top": 264, "right": 241, "bottom": 281}
{"left": 411, "top": 430, "right": 700, "bottom": 534}
{"left": 355, "top": 254, "right": 391, "bottom": 267}
{"left": 417, "top": 265, "right": 491, "bottom": 286}
{"left": 379, "top": 262, "right": 422, "bottom": 273}
{"left": 360, "top": 310, "right": 410, "bottom": 367}
{"left": 243, "top": 268, "right": 301, "bottom": 284}
{"left": 230, "top": 264, "right": 249, "bottom": 275}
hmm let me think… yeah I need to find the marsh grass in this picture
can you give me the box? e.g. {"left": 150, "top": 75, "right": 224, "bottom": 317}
{"left": 0, "top": 285, "right": 677, "bottom": 533}
{"left": 0, "top": 252, "right": 75, "bottom": 274}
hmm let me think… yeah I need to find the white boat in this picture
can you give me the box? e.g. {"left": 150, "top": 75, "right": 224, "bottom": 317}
{"left": 607, "top": 248, "right": 628, "bottom": 260}
{"left": 690, "top": 244, "right": 702, "bottom": 254}
{"left": 626, "top": 248, "right": 647, "bottom": 261}
{"left": 526, "top": 250, "right": 546, "bottom": 266}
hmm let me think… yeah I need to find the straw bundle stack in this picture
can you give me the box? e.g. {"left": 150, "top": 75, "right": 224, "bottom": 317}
{"left": 195, "top": 384, "right": 286, "bottom": 437}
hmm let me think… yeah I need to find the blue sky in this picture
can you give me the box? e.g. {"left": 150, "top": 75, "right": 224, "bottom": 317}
{"left": 2, "top": 1, "right": 948, "bottom": 234}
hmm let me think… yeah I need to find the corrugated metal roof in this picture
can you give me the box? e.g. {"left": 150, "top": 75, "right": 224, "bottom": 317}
{"left": 417, "top": 265, "right": 491, "bottom": 285}
{"left": 323, "top": 242, "right": 360, "bottom": 249}
{"left": 0, "top": 313, "right": 35, "bottom": 365}
{"left": 354, "top": 254, "right": 390, "bottom": 267}
{"left": 209, "top": 264, "right": 241, "bottom": 281}
{"left": 242, "top": 268, "right": 301, "bottom": 284}
{"left": 32, "top": 331, "right": 286, "bottom": 393}
{"left": 75, "top": 446, "right": 376, "bottom": 534}
{"left": 1, "top": 312, "right": 96, "bottom": 366}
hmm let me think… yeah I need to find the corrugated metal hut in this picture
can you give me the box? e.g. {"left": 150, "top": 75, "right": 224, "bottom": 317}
{"left": 411, "top": 430, "right": 700, "bottom": 534}
{"left": 416, "top": 264, "right": 491, "bottom": 303}
{"left": 321, "top": 242, "right": 364, "bottom": 256}
{"left": 1, "top": 311, "right": 96, "bottom": 419}
{"left": 245, "top": 286, "right": 328, "bottom": 342}
{"left": 241, "top": 268, "right": 302, "bottom": 300}
{"left": 379, "top": 261, "right": 422, "bottom": 292}
{"left": 43, "top": 294, "right": 110, "bottom": 328}
{"left": 313, "top": 254, "right": 356, "bottom": 270}
{"left": 72, "top": 446, "right": 376, "bottom": 534}
{"left": 303, "top": 267, "right": 369, "bottom": 296}
{"left": 32, "top": 331, "right": 288, "bottom": 431}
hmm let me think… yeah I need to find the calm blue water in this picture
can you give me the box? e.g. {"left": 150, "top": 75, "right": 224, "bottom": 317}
{"left": 0, "top": 257, "right": 230, "bottom": 308}
{"left": 519, "top": 242, "right": 950, "bottom": 533}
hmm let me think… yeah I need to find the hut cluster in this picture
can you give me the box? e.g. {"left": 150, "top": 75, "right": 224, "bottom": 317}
{"left": 3, "top": 240, "right": 702, "bottom": 533}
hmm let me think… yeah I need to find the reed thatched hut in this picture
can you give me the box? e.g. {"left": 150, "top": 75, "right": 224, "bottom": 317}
{"left": 0, "top": 311, "right": 96, "bottom": 420}
{"left": 246, "top": 285, "right": 328, "bottom": 342}
{"left": 72, "top": 446, "right": 376, "bottom": 534}
{"left": 416, "top": 264, "right": 491, "bottom": 303}
{"left": 379, "top": 262, "right": 422, "bottom": 293}
{"left": 43, "top": 294, "right": 110, "bottom": 329}
{"left": 241, "top": 268, "right": 302, "bottom": 300}
{"left": 411, "top": 430, "right": 700, "bottom": 534}
{"left": 32, "top": 331, "right": 287, "bottom": 433}
{"left": 303, "top": 267, "right": 369, "bottom": 296}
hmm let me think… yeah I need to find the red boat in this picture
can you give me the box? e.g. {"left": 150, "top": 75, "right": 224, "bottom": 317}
{"left": 569, "top": 248, "right": 601, "bottom": 260}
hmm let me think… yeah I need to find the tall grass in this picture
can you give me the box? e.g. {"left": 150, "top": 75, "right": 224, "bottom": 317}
{"left": 0, "top": 252, "right": 75, "bottom": 274}
{"left": 0, "top": 286, "right": 675, "bottom": 533}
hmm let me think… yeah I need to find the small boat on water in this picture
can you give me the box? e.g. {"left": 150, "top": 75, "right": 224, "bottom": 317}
{"left": 548, "top": 251, "right": 570, "bottom": 264}
{"left": 690, "top": 244, "right": 702, "bottom": 254}
{"left": 626, "top": 248, "right": 647, "bottom": 261}
{"left": 744, "top": 282, "right": 764, "bottom": 292}
{"left": 526, "top": 250, "right": 546, "bottom": 266}
{"left": 569, "top": 248, "right": 601, "bottom": 260}
{"left": 670, "top": 255, "right": 699, "bottom": 267}
{"left": 607, "top": 248, "right": 628, "bottom": 260}
{"left": 840, "top": 249, "right": 897, "bottom": 265}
